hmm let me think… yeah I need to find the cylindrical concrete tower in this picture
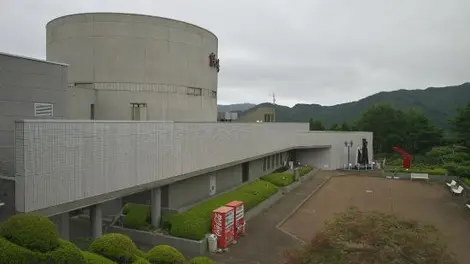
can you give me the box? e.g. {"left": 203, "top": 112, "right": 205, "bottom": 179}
{"left": 46, "top": 13, "right": 218, "bottom": 122}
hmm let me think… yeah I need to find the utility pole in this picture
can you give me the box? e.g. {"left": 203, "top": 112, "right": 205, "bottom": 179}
{"left": 270, "top": 93, "right": 276, "bottom": 105}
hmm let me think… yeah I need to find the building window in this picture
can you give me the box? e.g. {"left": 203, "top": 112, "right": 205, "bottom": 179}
{"left": 211, "top": 91, "right": 217, "bottom": 98}
{"left": 263, "top": 157, "right": 267, "bottom": 171}
{"left": 267, "top": 156, "right": 271, "bottom": 170}
{"left": 34, "top": 103, "right": 53, "bottom": 117}
{"left": 131, "top": 103, "right": 148, "bottom": 120}
{"left": 187, "top": 87, "right": 202, "bottom": 96}
{"left": 90, "top": 104, "right": 95, "bottom": 120}
{"left": 271, "top": 155, "right": 275, "bottom": 168}
{"left": 264, "top": 113, "right": 274, "bottom": 122}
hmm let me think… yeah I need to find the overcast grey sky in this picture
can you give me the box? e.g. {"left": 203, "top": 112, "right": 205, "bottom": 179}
{"left": 2, "top": 0, "right": 469, "bottom": 106}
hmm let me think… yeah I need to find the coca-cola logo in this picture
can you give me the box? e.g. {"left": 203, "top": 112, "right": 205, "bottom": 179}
{"left": 214, "top": 213, "right": 223, "bottom": 237}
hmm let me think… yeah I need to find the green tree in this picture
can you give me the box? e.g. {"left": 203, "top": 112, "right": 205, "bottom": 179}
{"left": 309, "top": 118, "right": 325, "bottom": 131}
{"left": 449, "top": 103, "right": 470, "bottom": 151}
{"left": 402, "top": 109, "right": 443, "bottom": 153}
{"left": 356, "top": 104, "right": 442, "bottom": 154}
{"left": 356, "top": 104, "right": 406, "bottom": 154}
{"left": 340, "top": 122, "right": 350, "bottom": 131}
{"left": 329, "top": 123, "right": 340, "bottom": 131}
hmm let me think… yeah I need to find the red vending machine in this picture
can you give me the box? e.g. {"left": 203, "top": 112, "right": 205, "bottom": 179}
{"left": 212, "top": 206, "right": 235, "bottom": 249}
{"left": 226, "top": 200, "right": 245, "bottom": 239}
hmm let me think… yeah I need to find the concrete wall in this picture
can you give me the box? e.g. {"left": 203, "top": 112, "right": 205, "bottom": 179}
{"left": 46, "top": 13, "right": 218, "bottom": 122}
{"left": 104, "top": 165, "right": 242, "bottom": 214}
{"left": 0, "top": 53, "right": 68, "bottom": 176}
{"left": 297, "top": 148, "right": 332, "bottom": 170}
{"left": 14, "top": 121, "right": 372, "bottom": 214}
{"left": 248, "top": 151, "right": 288, "bottom": 180}
{"left": 106, "top": 154, "right": 288, "bottom": 213}
{"left": 65, "top": 85, "right": 96, "bottom": 119}
{"left": 0, "top": 53, "right": 68, "bottom": 221}
{"left": 237, "top": 106, "right": 275, "bottom": 123}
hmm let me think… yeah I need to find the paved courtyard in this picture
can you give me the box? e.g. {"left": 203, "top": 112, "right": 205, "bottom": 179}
{"left": 280, "top": 176, "right": 470, "bottom": 264}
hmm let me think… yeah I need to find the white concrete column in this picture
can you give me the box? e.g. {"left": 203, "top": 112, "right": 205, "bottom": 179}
{"left": 151, "top": 188, "right": 161, "bottom": 227}
{"left": 90, "top": 204, "right": 102, "bottom": 238}
{"left": 58, "top": 212, "right": 70, "bottom": 240}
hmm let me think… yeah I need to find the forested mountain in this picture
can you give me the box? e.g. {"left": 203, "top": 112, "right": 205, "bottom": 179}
{"left": 233, "top": 83, "right": 470, "bottom": 128}
{"left": 217, "top": 103, "right": 255, "bottom": 113}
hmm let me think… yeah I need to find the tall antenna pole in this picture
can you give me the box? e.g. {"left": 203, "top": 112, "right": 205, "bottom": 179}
{"left": 271, "top": 93, "right": 276, "bottom": 105}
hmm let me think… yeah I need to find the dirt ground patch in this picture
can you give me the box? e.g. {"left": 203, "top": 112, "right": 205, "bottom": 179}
{"left": 280, "top": 175, "right": 470, "bottom": 264}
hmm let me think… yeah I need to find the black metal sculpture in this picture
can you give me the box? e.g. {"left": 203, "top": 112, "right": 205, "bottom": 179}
{"left": 360, "top": 138, "right": 369, "bottom": 165}
{"left": 357, "top": 147, "right": 362, "bottom": 165}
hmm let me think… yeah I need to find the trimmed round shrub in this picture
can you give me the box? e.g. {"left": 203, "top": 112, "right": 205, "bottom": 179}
{"left": 89, "top": 233, "right": 138, "bottom": 263}
{"left": 0, "top": 237, "right": 86, "bottom": 264}
{"left": 0, "top": 213, "right": 59, "bottom": 252}
{"left": 133, "top": 256, "right": 151, "bottom": 264}
{"left": 0, "top": 236, "right": 37, "bottom": 263}
{"left": 145, "top": 245, "right": 185, "bottom": 264}
{"left": 135, "top": 249, "right": 145, "bottom": 258}
{"left": 38, "top": 239, "right": 85, "bottom": 263}
{"left": 82, "top": 251, "right": 116, "bottom": 264}
{"left": 188, "top": 256, "right": 216, "bottom": 264}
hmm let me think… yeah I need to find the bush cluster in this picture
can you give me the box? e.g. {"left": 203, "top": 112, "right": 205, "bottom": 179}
{"left": 0, "top": 214, "right": 85, "bottom": 263}
{"left": 0, "top": 213, "right": 60, "bottom": 252}
{"left": 285, "top": 207, "right": 457, "bottom": 264}
{"left": 122, "top": 203, "right": 152, "bottom": 230}
{"left": 0, "top": 214, "right": 215, "bottom": 264}
{"left": 169, "top": 179, "right": 278, "bottom": 240}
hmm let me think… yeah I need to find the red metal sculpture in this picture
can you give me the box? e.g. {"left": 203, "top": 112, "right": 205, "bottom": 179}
{"left": 392, "top": 146, "right": 412, "bottom": 169}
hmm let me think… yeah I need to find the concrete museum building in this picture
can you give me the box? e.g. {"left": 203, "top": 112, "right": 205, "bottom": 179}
{"left": 0, "top": 13, "right": 373, "bottom": 239}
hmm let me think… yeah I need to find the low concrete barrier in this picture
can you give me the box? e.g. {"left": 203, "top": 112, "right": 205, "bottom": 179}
{"left": 107, "top": 225, "right": 207, "bottom": 256}
{"left": 245, "top": 191, "right": 283, "bottom": 221}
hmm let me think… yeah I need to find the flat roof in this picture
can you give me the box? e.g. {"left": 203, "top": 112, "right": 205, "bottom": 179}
{"left": 0, "top": 51, "right": 68, "bottom": 67}
{"left": 47, "top": 12, "right": 218, "bottom": 41}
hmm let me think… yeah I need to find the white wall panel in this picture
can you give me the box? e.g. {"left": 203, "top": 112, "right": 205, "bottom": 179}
{"left": 15, "top": 121, "right": 372, "bottom": 212}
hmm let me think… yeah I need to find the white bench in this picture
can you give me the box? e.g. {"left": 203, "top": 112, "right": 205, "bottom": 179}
{"left": 452, "top": 186, "right": 464, "bottom": 195}
{"left": 410, "top": 173, "right": 429, "bottom": 181}
{"left": 446, "top": 180, "right": 457, "bottom": 188}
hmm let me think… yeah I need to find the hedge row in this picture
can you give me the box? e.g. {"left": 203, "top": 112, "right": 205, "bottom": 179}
{"left": 299, "top": 166, "right": 313, "bottom": 176}
{"left": 122, "top": 203, "right": 152, "bottom": 231}
{"left": 168, "top": 179, "right": 279, "bottom": 240}
{"left": 261, "top": 166, "right": 313, "bottom": 187}
{"left": 0, "top": 214, "right": 214, "bottom": 264}
{"left": 386, "top": 167, "right": 447, "bottom": 175}
{"left": 261, "top": 173, "right": 294, "bottom": 186}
